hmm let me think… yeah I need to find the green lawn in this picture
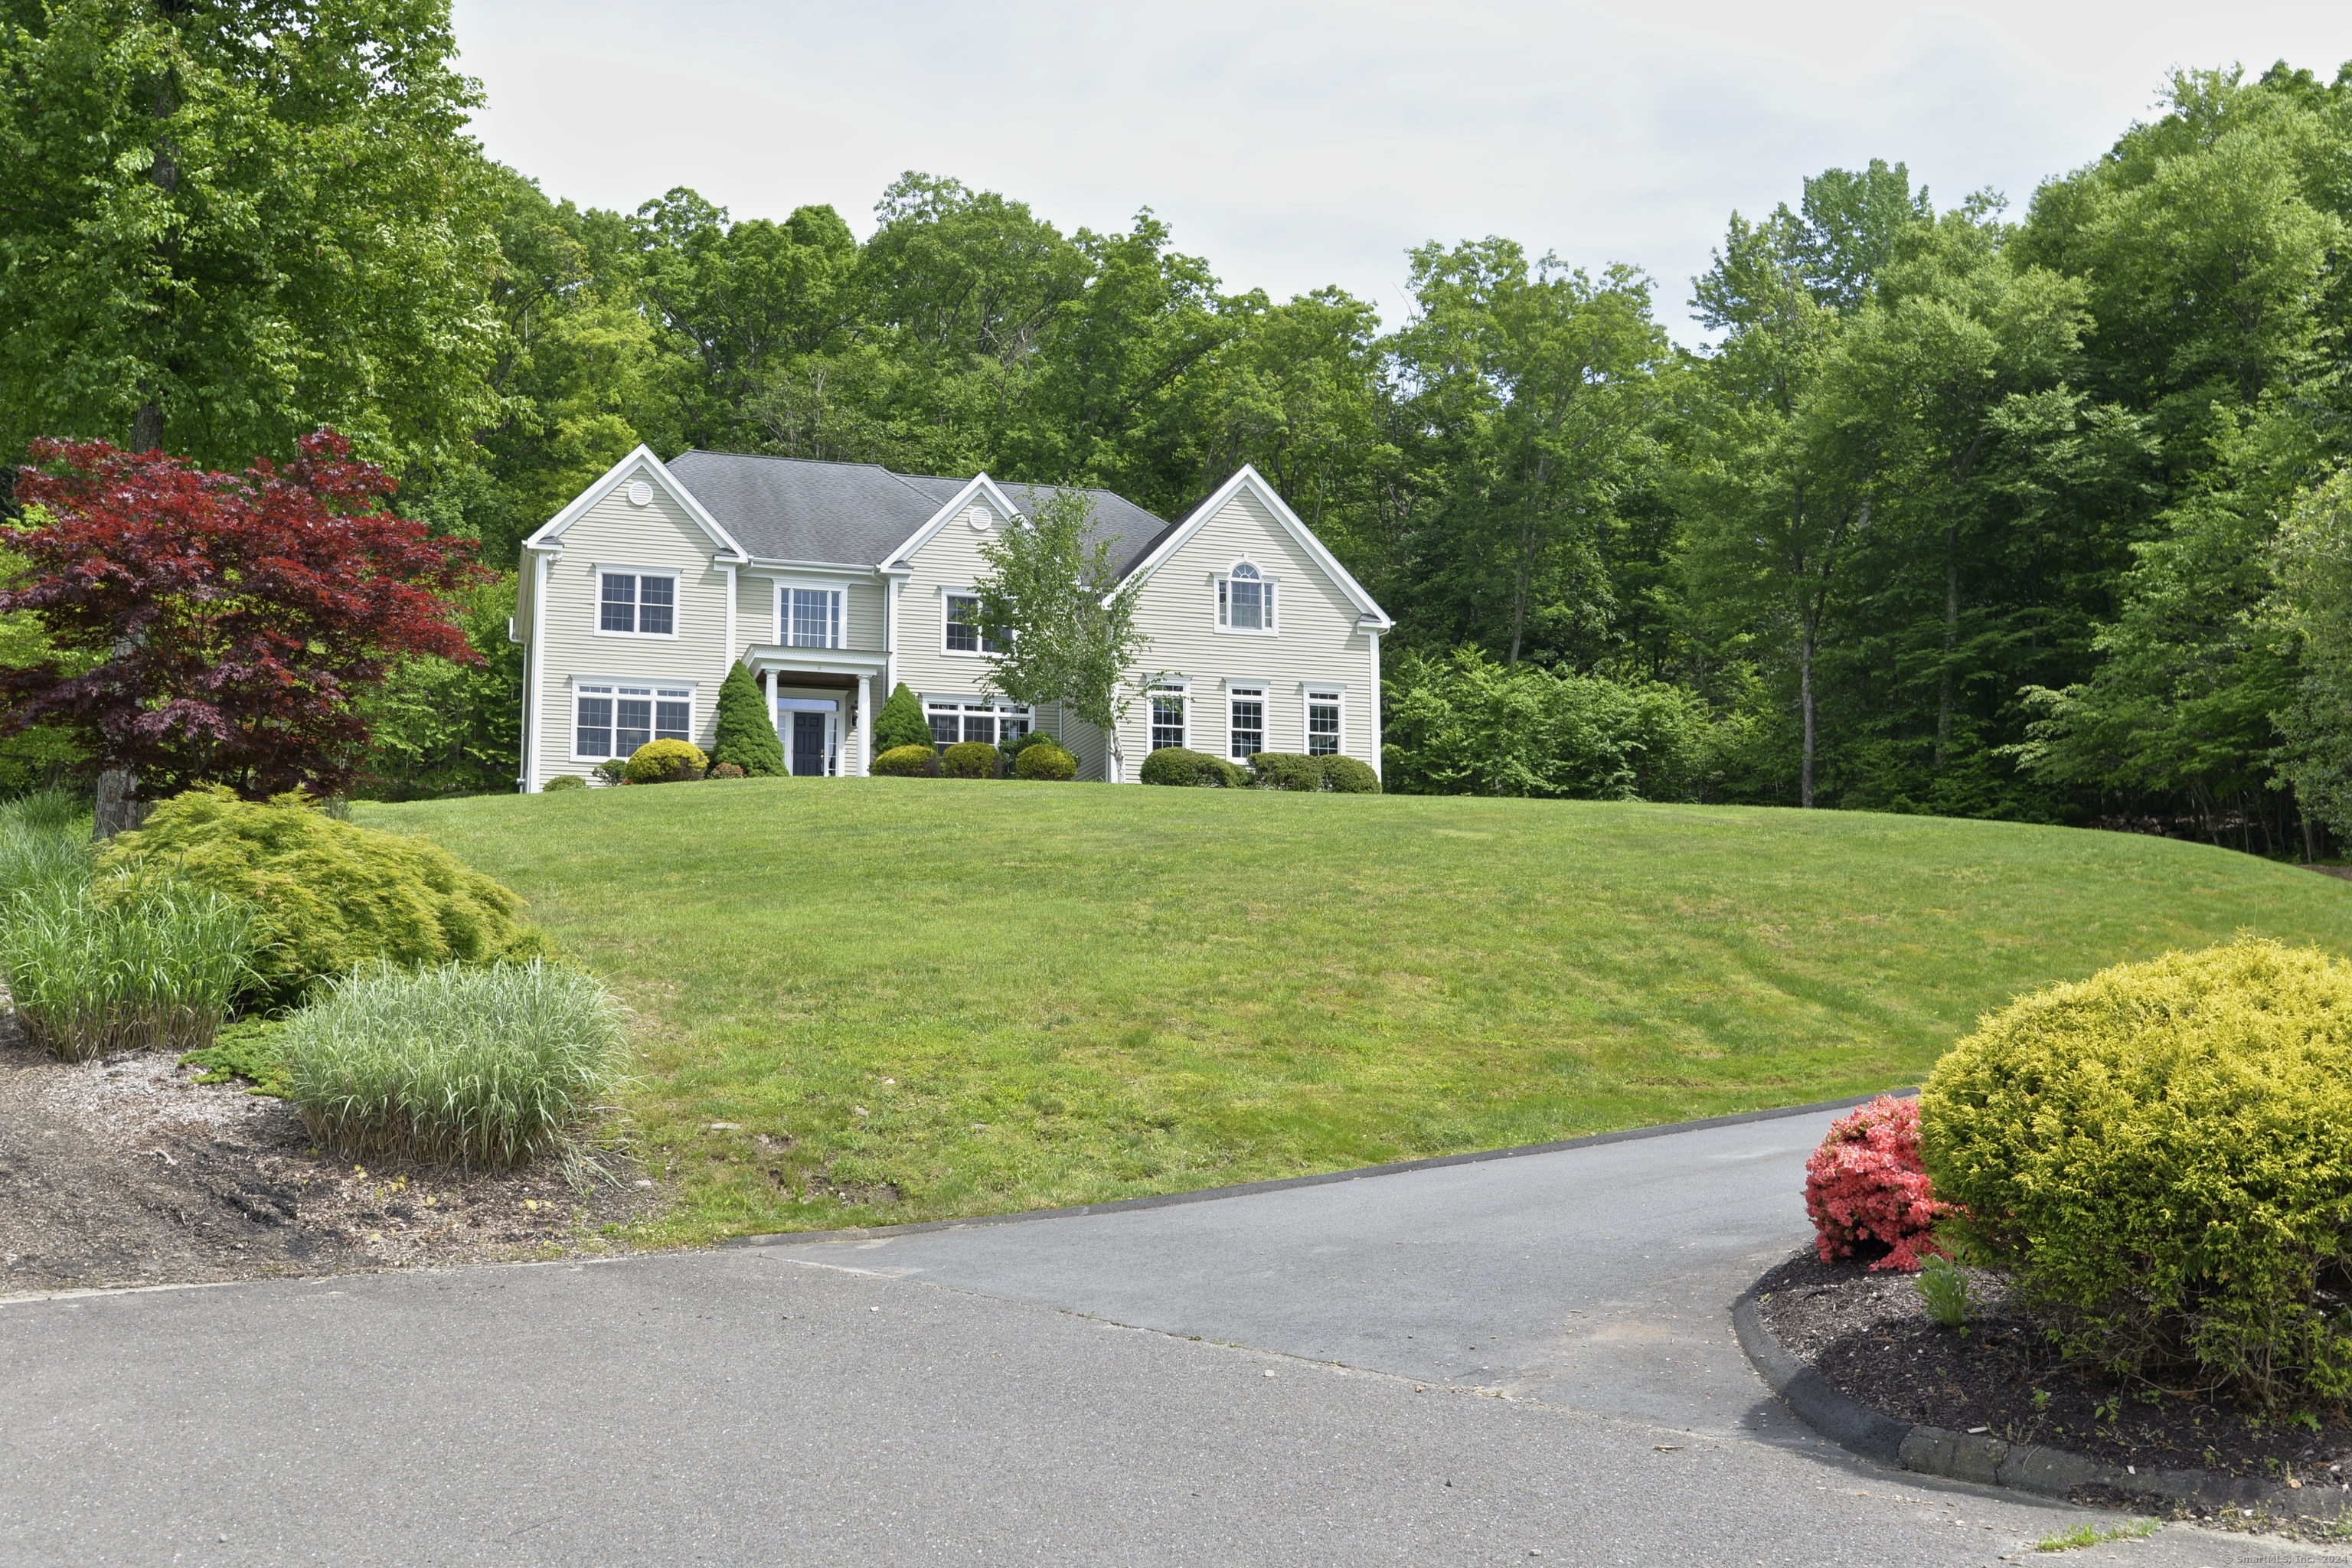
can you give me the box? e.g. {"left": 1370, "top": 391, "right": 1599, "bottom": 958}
{"left": 358, "top": 780, "right": 2352, "bottom": 1243}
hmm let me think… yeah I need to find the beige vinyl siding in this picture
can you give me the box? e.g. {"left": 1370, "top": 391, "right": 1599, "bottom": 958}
{"left": 745, "top": 571, "right": 887, "bottom": 652}
{"left": 532, "top": 477, "right": 732, "bottom": 788}
{"left": 1116, "top": 487, "right": 1375, "bottom": 775}
{"left": 893, "top": 505, "right": 1004, "bottom": 701}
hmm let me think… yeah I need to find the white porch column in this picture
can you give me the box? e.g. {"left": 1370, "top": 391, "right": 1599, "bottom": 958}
{"left": 856, "top": 674, "right": 873, "bottom": 776}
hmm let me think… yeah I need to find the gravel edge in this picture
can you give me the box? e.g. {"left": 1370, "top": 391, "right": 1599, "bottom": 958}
{"left": 1732, "top": 1275, "right": 2339, "bottom": 1514}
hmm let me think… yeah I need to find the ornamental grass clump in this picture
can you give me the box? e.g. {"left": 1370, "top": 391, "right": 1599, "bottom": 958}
{"left": 1804, "top": 1094, "right": 1949, "bottom": 1271}
{"left": 283, "top": 960, "right": 629, "bottom": 1169}
{"left": 0, "top": 883, "right": 257, "bottom": 1060}
{"left": 1922, "top": 937, "right": 2352, "bottom": 1409}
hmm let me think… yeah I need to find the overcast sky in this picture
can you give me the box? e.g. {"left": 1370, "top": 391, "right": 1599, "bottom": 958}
{"left": 449, "top": 1, "right": 2351, "bottom": 346}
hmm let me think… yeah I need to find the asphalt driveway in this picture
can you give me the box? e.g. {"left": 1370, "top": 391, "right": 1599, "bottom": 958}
{"left": 2, "top": 1105, "right": 2328, "bottom": 1566}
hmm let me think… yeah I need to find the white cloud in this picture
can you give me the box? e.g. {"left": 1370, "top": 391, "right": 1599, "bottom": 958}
{"left": 451, "top": 0, "right": 2351, "bottom": 342}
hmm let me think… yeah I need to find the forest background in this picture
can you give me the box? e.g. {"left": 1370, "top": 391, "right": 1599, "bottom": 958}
{"left": 4, "top": 3, "right": 2351, "bottom": 857}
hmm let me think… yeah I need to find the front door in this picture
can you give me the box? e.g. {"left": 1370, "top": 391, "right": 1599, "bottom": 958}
{"left": 791, "top": 711, "right": 828, "bottom": 776}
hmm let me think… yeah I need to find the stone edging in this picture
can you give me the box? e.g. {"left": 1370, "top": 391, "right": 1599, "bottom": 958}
{"left": 1731, "top": 1279, "right": 2334, "bottom": 1513}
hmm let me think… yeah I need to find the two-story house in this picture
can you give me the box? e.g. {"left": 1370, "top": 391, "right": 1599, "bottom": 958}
{"left": 511, "top": 447, "right": 1393, "bottom": 788}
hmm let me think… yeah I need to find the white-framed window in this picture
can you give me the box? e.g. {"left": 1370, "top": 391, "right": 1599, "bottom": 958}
{"left": 598, "top": 571, "right": 677, "bottom": 637}
{"left": 1149, "top": 684, "right": 1187, "bottom": 751}
{"left": 573, "top": 681, "right": 692, "bottom": 760}
{"left": 780, "top": 586, "right": 844, "bottom": 649}
{"left": 925, "top": 701, "right": 1031, "bottom": 747}
{"left": 942, "top": 593, "right": 1009, "bottom": 655}
{"left": 1215, "top": 560, "right": 1277, "bottom": 635}
{"left": 1305, "top": 688, "right": 1343, "bottom": 756}
{"left": 1227, "top": 686, "right": 1265, "bottom": 760}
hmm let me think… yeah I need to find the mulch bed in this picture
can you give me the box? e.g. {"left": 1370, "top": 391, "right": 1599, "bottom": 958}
{"left": 0, "top": 1014, "right": 665, "bottom": 1296}
{"left": 1755, "top": 1249, "right": 2352, "bottom": 1491}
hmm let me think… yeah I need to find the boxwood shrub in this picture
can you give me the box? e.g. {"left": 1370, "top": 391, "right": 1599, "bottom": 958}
{"left": 1922, "top": 937, "right": 2352, "bottom": 1408}
{"left": 1321, "top": 756, "right": 1379, "bottom": 793}
{"left": 874, "top": 743, "right": 941, "bottom": 778}
{"left": 1140, "top": 746, "right": 1246, "bottom": 787}
{"left": 1014, "top": 740, "right": 1077, "bottom": 780}
{"left": 1245, "top": 752, "right": 1383, "bottom": 793}
{"left": 624, "top": 739, "right": 707, "bottom": 783}
{"left": 542, "top": 775, "right": 586, "bottom": 792}
{"left": 940, "top": 740, "right": 1004, "bottom": 779}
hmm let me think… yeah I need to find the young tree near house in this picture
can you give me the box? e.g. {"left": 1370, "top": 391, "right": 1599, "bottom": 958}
{"left": 709, "top": 662, "right": 784, "bottom": 776}
{"left": 1, "top": 433, "right": 485, "bottom": 831}
{"left": 969, "top": 488, "right": 1152, "bottom": 781}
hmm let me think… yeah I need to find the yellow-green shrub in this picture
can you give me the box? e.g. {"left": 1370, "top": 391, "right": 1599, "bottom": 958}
{"left": 873, "top": 744, "right": 939, "bottom": 778}
{"left": 1922, "top": 937, "right": 2352, "bottom": 1408}
{"left": 1014, "top": 741, "right": 1076, "bottom": 780}
{"left": 97, "top": 787, "right": 547, "bottom": 1004}
{"left": 940, "top": 740, "right": 1002, "bottom": 779}
{"left": 624, "top": 739, "right": 706, "bottom": 783}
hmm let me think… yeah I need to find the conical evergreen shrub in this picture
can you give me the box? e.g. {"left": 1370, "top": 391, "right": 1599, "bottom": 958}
{"left": 874, "top": 682, "right": 933, "bottom": 753}
{"left": 710, "top": 663, "right": 784, "bottom": 776}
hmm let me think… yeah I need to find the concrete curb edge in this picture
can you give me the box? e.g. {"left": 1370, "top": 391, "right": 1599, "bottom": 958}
{"left": 1733, "top": 1276, "right": 2334, "bottom": 1515}
{"left": 723, "top": 1089, "right": 1913, "bottom": 1250}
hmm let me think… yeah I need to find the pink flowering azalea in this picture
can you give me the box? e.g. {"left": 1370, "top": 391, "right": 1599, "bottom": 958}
{"left": 1804, "top": 1095, "right": 1954, "bottom": 1271}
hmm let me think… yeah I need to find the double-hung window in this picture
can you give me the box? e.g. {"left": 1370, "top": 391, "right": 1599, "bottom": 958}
{"left": 1216, "top": 562, "right": 1276, "bottom": 634}
{"left": 574, "top": 683, "right": 691, "bottom": 760}
{"left": 1150, "top": 685, "right": 1187, "bottom": 751}
{"left": 924, "top": 702, "right": 1031, "bottom": 748}
{"left": 1227, "top": 687, "right": 1265, "bottom": 760}
{"left": 784, "top": 586, "right": 844, "bottom": 649}
{"left": 599, "top": 573, "right": 675, "bottom": 635}
{"left": 943, "top": 593, "right": 1009, "bottom": 655}
{"left": 1306, "top": 690, "right": 1342, "bottom": 756}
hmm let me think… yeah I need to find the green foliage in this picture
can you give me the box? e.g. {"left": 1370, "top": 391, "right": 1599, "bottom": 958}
{"left": 0, "top": 789, "right": 93, "bottom": 901}
{"left": 1013, "top": 740, "right": 1077, "bottom": 781}
{"left": 939, "top": 740, "right": 1003, "bottom": 779}
{"left": 95, "top": 786, "right": 544, "bottom": 1002}
{"left": 873, "top": 743, "right": 940, "bottom": 778}
{"left": 353, "top": 574, "right": 524, "bottom": 801}
{"left": 592, "top": 759, "right": 629, "bottom": 786}
{"left": 1382, "top": 647, "right": 1721, "bottom": 800}
{"left": 623, "top": 740, "right": 707, "bottom": 784}
{"left": 180, "top": 1017, "right": 291, "bottom": 1097}
{"left": 283, "top": 960, "right": 629, "bottom": 1169}
{"left": 1139, "top": 746, "right": 1246, "bottom": 788}
{"left": 1922, "top": 938, "right": 2352, "bottom": 1407}
{"left": 710, "top": 663, "right": 784, "bottom": 776}
{"left": 1248, "top": 753, "right": 1325, "bottom": 792}
{"left": 1914, "top": 1252, "right": 1969, "bottom": 1330}
{"left": 0, "top": 881, "right": 256, "bottom": 1060}
{"left": 2269, "top": 472, "right": 2352, "bottom": 839}
{"left": 542, "top": 775, "right": 586, "bottom": 792}
{"left": 872, "top": 684, "right": 933, "bottom": 754}
{"left": 1321, "top": 756, "right": 1380, "bottom": 794}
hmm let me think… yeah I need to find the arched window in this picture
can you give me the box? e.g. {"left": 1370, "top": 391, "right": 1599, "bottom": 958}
{"left": 1217, "top": 560, "right": 1275, "bottom": 633}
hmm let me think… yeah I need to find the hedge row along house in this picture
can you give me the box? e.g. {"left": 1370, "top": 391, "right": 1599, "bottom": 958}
{"left": 511, "top": 449, "right": 1394, "bottom": 787}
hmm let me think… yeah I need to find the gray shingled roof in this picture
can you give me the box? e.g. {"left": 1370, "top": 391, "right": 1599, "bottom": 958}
{"left": 663, "top": 450, "right": 1174, "bottom": 576}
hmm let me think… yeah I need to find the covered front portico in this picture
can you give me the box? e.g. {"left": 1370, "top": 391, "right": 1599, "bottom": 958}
{"left": 740, "top": 645, "right": 886, "bottom": 777}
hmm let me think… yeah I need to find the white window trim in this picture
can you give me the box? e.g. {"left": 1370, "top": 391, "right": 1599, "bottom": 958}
{"left": 776, "top": 581, "right": 850, "bottom": 650}
{"left": 939, "top": 587, "right": 1007, "bottom": 658}
{"left": 1303, "top": 687, "right": 1345, "bottom": 759}
{"left": 569, "top": 678, "right": 696, "bottom": 763}
{"left": 1226, "top": 684, "right": 1268, "bottom": 762}
{"left": 593, "top": 565, "right": 683, "bottom": 640}
{"left": 1148, "top": 679, "right": 1190, "bottom": 753}
{"left": 1212, "top": 559, "right": 1279, "bottom": 637}
{"left": 923, "top": 699, "right": 1033, "bottom": 746}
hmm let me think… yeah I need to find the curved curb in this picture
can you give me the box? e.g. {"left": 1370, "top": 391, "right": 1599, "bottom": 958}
{"left": 1733, "top": 1279, "right": 2337, "bottom": 1514}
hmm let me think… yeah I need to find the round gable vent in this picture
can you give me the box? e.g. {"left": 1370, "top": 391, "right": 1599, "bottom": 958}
{"left": 626, "top": 479, "right": 654, "bottom": 508}
{"left": 969, "top": 508, "right": 991, "bottom": 531}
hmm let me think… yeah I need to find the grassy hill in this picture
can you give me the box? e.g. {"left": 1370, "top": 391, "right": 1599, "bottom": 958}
{"left": 359, "top": 780, "right": 2352, "bottom": 1243}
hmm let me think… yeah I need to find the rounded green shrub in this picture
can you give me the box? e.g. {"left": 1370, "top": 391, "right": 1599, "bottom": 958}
{"left": 1014, "top": 740, "right": 1077, "bottom": 780}
{"left": 592, "top": 759, "right": 629, "bottom": 786}
{"left": 874, "top": 744, "right": 940, "bottom": 778}
{"left": 624, "top": 739, "right": 707, "bottom": 783}
{"left": 1249, "top": 752, "right": 1325, "bottom": 792}
{"left": 1140, "top": 746, "right": 1246, "bottom": 788}
{"left": 1320, "top": 756, "right": 1380, "bottom": 793}
{"left": 542, "top": 775, "right": 586, "bottom": 792}
{"left": 283, "top": 960, "right": 628, "bottom": 1169}
{"left": 710, "top": 662, "right": 784, "bottom": 776}
{"left": 96, "top": 786, "right": 547, "bottom": 1004}
{"left": 873, "top": 682, "right": 933, "bottom": 753}
{"left": 1922, "top": 937, "right": 2352, "bottom": 1408}
{"left": 941, "top": 740, "right": 1004, "bottom": 779}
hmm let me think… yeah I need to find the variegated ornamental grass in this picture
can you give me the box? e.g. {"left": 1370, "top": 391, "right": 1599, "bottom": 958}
{"left": 283, "top": 960, "right": 629, "bottom": 1169}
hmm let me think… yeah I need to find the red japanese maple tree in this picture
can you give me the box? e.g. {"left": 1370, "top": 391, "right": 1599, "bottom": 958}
{"left": 1, "top": 432, "right": 488, "bottom": 808}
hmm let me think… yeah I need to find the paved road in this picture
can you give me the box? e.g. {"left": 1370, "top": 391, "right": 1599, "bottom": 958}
{"left": 2, "top": 1106, "right": 2331, "bottom": 1566}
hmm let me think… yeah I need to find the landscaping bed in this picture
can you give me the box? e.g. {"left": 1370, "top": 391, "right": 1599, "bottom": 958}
{"left": 1754, "top": 1249, "right": 2352, "bottom": 1486}
{"left": 0, "top": 1017, "right": 662, "bottom": 1295}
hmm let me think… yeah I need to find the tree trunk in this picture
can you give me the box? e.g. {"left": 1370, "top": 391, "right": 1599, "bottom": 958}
{"left": 94, "top": 767, "right": 145, "bottom": 840}
{"left": 132, "top": 401, "right": 165, "bottom": 453}
{"left": 1935, "top": 524, "right": 1957, "bottom": 768}
{"left": 1799, "top": 628, "right": 1816, "bottom": 809}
